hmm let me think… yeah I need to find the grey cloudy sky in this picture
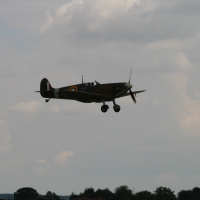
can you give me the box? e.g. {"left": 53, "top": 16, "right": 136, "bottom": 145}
{"left": 0, "top": 0, "right": 200, "bottom": 196}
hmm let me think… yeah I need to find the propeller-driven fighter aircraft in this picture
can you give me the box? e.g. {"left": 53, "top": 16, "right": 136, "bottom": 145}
{"left": 36, "top": 71, "right": 146, "bottom": 113}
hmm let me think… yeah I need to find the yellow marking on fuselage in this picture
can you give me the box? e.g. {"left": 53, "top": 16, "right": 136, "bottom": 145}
{"left": 69, "top": 86, "right": 78, "bottom": 91}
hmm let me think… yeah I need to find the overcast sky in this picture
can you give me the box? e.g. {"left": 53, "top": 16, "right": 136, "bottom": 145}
{"left": 0, "top": 0, "right": 200, "bottom": 196}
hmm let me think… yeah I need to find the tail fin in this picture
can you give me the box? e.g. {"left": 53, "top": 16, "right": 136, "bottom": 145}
{"left": 40, "top": 78, "right": 54, "bottom": 91}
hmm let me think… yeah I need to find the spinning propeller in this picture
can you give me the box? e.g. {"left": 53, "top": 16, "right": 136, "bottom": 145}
{"left": 126, "top": 69, "right": 137, "bottom": 103}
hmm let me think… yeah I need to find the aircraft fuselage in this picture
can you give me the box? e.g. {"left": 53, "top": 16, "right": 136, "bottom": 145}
{"left": 41, "top": 80, "right": 128, "bottom": 103}
{"left": 37, "top": 77, "right": 145, "bottom": 113}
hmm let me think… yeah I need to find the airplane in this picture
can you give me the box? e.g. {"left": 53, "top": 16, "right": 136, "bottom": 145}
{"left": 36, "top": 71, "right": 146, "bottom": 113}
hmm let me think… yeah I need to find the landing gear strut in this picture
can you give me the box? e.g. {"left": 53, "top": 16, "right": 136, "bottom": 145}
{"left": 113, "top": 99, "right": 120, "bottom": 112}
{"left": 101, "top": 100, "right": 109, "bottom": 113}
{"left": 45, "top": 98, "right": 50, "bottom": 103}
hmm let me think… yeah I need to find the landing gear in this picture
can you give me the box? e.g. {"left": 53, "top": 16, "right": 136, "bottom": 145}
{"left": 45, "top": 98, "right": 50, "bottom": 103}
{"left": 113, "top": 99, "right": 120, "bottom": 112}
{"left": 101, "top": 105, "right": 109, "bottom": 113}
{"left": 100, "top": 99, "right": 121, "bottom": 113}
{"left": 113, "top": 105, "right": 120, "bottom": 112}
{"left": 101, "top": 100, "right": 109, "bottom": 113}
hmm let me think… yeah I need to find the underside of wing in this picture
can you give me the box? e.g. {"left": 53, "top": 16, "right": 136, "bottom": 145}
{"left": 63, "top": 90, "right": 113, "bottom": 103}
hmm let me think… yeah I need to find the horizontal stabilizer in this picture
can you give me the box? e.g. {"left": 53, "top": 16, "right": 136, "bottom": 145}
{"left": 35, "top": 90, "right": 54, "bottom": 98}
{"left": 35, "top": 90, "right": 53, "bottom": 93}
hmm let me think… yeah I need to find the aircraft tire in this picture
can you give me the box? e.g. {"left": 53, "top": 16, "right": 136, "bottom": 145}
{"left": 101, "top": 105, "right": 108, "bottom": 113}
{"left": 113, "top": 105, "right": 120, "bottom": 112}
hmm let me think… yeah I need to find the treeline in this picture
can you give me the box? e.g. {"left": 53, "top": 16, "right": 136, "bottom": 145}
{"left": 70, "top": 185, "right": 200, "bottom": 200}
{"left": 12, "top": 188, "right": 68, "bottom": 200}
{"left": 3, "top": 185, "right": 200, "bottom": 200}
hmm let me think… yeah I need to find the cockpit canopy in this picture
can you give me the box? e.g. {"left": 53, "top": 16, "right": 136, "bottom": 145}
{"left": 85, "top": 82, "right": 95, "bottom": 86}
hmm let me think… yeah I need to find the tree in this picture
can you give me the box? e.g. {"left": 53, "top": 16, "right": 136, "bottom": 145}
{"left": 135, "top": 191, "right": 156, "bottom": 200}
{"left": 114, "top": 185, "right": 133, "bottom": 200}
{"left": 69, "top": 188, "right": 96, "bottom": 199}
{"left": 154, "top": 187, "right": 177, "bottom": 200}
{"left": 81, "top": 187, "right": 96, "bottom": 198}
{"left": 192, "top": 188, "right": 200, "bottom": 200}
{"left": 70, "top": 192, "right": 78, "bottom": 200}
{"left": 177, "top": 190, "right": 192, "bottom": 200}
{"left": 45, "top": 191, "right": 60, "bottom": 200}
{"left": 14, "top": 187, "right": 39, "bottom": 200}
{"left": 96, "top": 188, "right": 115, "bottom": 200}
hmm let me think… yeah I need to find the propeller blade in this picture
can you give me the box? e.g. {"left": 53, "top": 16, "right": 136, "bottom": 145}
{"left": 128, "top": 69, "right": 132, "bottom": 83}
{"left": 129, "top": 90, "right": 136, "bottom": 103}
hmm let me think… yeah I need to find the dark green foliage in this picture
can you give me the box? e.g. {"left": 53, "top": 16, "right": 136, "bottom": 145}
{"left": 45, "top": 191, "right": 60, "bottom": 200}
{"left": 70, "top": 192, "right": 78, "bottom": 200}
{"left": 82, "top": 188, "right": 96, "bottom": 199}
{"left": 135, "top": 191, "right": 156, "bottom": 200}
{"left": 14, "top": 187, "right": 39, "bottom": 200}
{"left": 70, "top": 186, "right": 133, "bottom": 200}
{"left": 177, "top": 187, "right": 200, "bottom": 200}
{"left": 66, "top": 185, "right": 200, "bottom": 200}
{"left": 177, "top": 190, "right": 193, "bottom": 200}
{"left": 70, "top": 187, "right": 97, "bottom": 199}
{"left": 96, "top": 188, "right": 115, "bottom": 200}
{"left": 154, "top": 187, "right": 177, "bottom": 200}
{"left": 193, "top": 188, "right": 200, "bottom": 200}
{"left": 114, "top": 185, "right": 133, "bottom": 200}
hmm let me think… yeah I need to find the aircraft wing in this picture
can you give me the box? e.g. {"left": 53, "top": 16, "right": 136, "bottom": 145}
{"left": 63, "top": 90, "right": 113, "bottom": 101}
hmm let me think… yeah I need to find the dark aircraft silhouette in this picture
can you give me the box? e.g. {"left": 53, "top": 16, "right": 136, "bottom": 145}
{"left": 36, "top": 72, "right": 146, "bottom": 113}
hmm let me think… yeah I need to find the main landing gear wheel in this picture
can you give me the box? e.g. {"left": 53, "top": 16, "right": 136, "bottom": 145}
{"left": 101, "top": 105, "right": 109, "bottom": 113}
{"left": 113, "top": 104, "right": 120, "bottom": 112}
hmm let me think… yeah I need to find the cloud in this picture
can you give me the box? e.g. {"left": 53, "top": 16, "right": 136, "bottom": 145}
{"left": 0, "top": 120, "right": 11, "bottom": 154}
{"left": 148, "top": 39, "right": 186, "bottom": 50}
{"left": 50, "top": 104, "right": 61, "bottom": 113}
{"left": 180, "top": 95, "right": 200, "bottom": 132}
{"left": 11, "top": 100, "right": 42, "bottom": 113}
{"left": 176, "top": 52, "right": 191, "bottom": 71}
{"left": 40, "top": 0, "right": 158, "bottom": 41}
{"left": 165, "top": 73, "right": 200, "bottom": 133}
{"left": 35, "top": 159, "right": 49, "bottom": 175}
{"left": 40, "top": 0, "right": 84, "bottom": 32}
{"left": 40, "top": 13, "right": 55, "bottom": 33}
{"left": 36, "top": 159, "right": 47, "bottom": 164}
{"left": 40, "top": 0, "right": 199, "bottom": 44}
{"left": 54, "top": 151, "right": 74, "bottom": 165}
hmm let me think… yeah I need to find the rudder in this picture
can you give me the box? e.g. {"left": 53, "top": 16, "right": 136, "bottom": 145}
{"left": 40, "top": 78, "right": 54, "bottom": 91}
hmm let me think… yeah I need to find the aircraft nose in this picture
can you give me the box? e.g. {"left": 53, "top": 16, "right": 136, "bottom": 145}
{"left": 125, "top": 83, "right": 132, "bottom": 90}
